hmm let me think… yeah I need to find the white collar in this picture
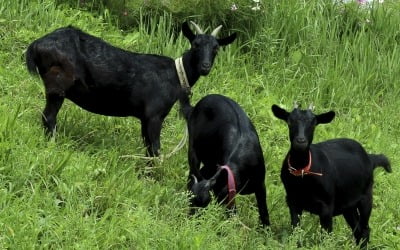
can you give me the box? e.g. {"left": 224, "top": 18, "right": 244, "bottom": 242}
{"left": 175, "top": 57, "right": 191, "bottom": 94}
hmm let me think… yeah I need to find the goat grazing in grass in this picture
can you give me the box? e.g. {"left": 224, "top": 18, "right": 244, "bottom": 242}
{"left": 25, "top": 22, "right": 236, "bottom": 157}
{"left": 271, "top": 103, "right": 391, "bottom": 248}
{"left": 186, "top": 94, "right": 270, "bottom": 226}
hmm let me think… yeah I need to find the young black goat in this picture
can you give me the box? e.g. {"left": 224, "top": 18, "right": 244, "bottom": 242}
{"left": 186, "top": 94, "right": 270, "bottom": 226}
{"left": 271, "top": 103, "right": 391, "bottom": 248}
{"left": 25, "top": 22, "right": 236, "bottom": 156}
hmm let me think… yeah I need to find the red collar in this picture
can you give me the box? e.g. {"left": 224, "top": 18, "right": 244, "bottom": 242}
{"left": 288, "top": 151, "right": 323, "bottom": 177}
{"left": 219, "top": 165, "right": 236, "bottom": 208}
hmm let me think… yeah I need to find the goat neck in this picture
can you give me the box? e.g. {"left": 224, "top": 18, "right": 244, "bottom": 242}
{"left": 287, "top": 148, "right": 323, "bottom": 177}
{"left": 287, "top": 147, "right": 311, "bottom": 171}
{"left": 181, "top": 51, "right": 201, "bottom": 87}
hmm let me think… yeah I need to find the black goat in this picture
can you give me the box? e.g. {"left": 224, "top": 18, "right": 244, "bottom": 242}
{"left": 271, "top": 103, "right": 391, "bottom": 248}
{"left": 186, "top": 94, "right": 270, "bottom": 226}
{"left": 25, "top": 22, "right": 236, "bottom": 156}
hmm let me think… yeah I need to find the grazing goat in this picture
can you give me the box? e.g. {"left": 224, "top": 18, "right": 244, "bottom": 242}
{"left": 186, "top": 94, "right": 270, "bottom": 226}
{"left": 271, "top": 103, "right": 391, "bottom": 248}
{"left": 25, "top": 22, "right": 236, "bottom": 156}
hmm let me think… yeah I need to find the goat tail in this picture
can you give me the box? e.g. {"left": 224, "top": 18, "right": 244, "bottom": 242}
{"left": 26, "top": 42, "right": 39, "bottom": 75}
{"left": 369, "top": 154, "right": 392, "bottom": 173}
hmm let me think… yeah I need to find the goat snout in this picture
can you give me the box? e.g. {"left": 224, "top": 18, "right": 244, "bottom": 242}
{"left": 293, "top": 137, "right": 308, "bottom": 150}
{"left": 199, "top": 62, "right": 212, "bottom": 75}
{"left": 201, "top": 62, "right": 211, "bottom": 69}
{"left": 295, "top": 137, "right": 306, "bottom": 144}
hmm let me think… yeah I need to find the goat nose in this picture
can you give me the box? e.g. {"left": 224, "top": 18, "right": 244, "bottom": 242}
{"left": 296, "top": 137, "right": 306, "bottom": 144}
{"left": 202, "top": 62, "right": 211, "bottom": 69}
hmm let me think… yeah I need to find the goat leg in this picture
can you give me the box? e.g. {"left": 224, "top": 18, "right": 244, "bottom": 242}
{"left": 42, "top": 93, "right": 64, "bottom": 136}
{"left": 287, "top": 199, "right": 301, "bottom": 227}
{"left": 343, "top": 207, "right": 361, "bottom": 243}
{"left": 41, "top": 66, "right": 69, "bottom": 136}
{"left": 255, "top": 184, "right": 270, "bottom": 226}
{"left": 140, "top": 117, "right": 162, "bottom": 157}
{"left": 319, "top": 210, "right": 333, "bottom": 232}
{"left": 356, "top": 196, "right": 372, "bottom": 249}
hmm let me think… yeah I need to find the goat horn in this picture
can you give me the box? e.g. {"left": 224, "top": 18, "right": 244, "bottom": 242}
{"left": 190, "top": 21, "right": 204, "bottom": 34}
{"left": 211, "top": 25, "right": 223, "bottom": 37}
{"left": 293, "top": 101, "right": 299, "bottom": 109}
{"left": 191, "top": 174, "right": 198, "bottom": 184}
{"left": 308, "top": 103, "right": 314, "bottom": 110}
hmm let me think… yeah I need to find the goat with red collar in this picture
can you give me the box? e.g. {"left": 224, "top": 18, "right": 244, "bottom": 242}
{"left": 185, "top": 94, "right": 270, "bottom": 226}
{"left": 272, "top": 103, "right": 391, "bottom": 248}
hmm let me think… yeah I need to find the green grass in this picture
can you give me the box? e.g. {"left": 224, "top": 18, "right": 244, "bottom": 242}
{"left": 1, "top": 0, "right": 399, "bottom": 248}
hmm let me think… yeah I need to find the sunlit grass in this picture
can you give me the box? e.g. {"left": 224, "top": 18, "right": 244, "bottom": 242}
{"left": 0, "top": 0, "right": 399, "bottom": 248}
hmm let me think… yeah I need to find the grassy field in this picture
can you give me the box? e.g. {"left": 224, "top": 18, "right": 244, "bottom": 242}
{"left": 0, "top": 0, "right": 399, "bottom": 249}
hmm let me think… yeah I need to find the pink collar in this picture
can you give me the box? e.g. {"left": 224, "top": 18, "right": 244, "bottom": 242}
{"left": 219, "top": 165, "right": 237, "bottom": 208}
{"left": 288, "top": 151, "right": 323, "bottom": 177}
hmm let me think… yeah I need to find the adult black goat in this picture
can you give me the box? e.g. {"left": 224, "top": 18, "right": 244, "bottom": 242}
{"left": 271, "top": 103, "right": 391, "bottom": 248}
{"left": 186, "top": 94, "right": 270, "bottom": 226}
{"left": 25, "top": 22, "right": 236, "bottom": 156}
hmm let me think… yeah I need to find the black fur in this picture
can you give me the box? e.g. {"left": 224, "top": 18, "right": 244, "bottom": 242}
{"left": 26, "top": 22, "right": 236, "bottom": 156}
{"left": 186, "top": 94, "right": 270, "bottom": 226}
{"left": 272, "top": 104, "right": 391, "bottom": 248}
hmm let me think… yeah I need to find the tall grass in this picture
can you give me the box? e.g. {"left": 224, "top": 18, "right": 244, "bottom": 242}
{"left": 0, "top": 0, "right": 399, "bottom": 248}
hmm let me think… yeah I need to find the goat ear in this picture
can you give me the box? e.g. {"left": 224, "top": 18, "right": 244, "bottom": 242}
{"left": 316, "top": 111, "right": 335, "bottom": 124}
{"left": 207, "top": 177, "right": 218, "bottom": 189}
{"left": 217, "top": 33, "right": 237, "bottom": 46}
{"left": 271, "top": 104, "right": 289, "bottom": 121}
{"left": 206, "top": 168, "right": 223, "bottom": 188}
{"left": 182, "top": 21, "right": 195, "bottom": 42}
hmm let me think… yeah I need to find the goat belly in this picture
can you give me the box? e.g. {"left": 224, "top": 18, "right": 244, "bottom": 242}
{"left": 287, "top": 192, "right": 328, "bottom": 215}
{"left": 66, "top": 85, "right": 138, "bottom": 117}
{"left": 284, "top": 177, "right": 332, "bottom": 214}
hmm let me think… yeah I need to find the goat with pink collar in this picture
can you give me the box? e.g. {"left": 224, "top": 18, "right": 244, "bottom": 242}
{"left": 185, "top": 94, "right": 270, "bottom": 226}
{"left": 272, "top": 103, "right": 391, "bottom": 248}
